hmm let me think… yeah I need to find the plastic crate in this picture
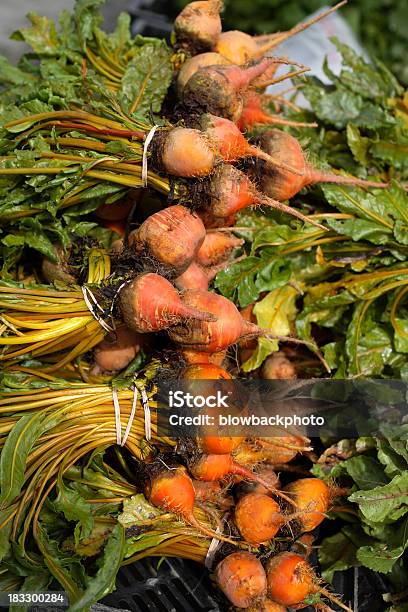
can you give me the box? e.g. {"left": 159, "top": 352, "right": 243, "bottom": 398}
{"left": 102, "top": 557, "right": 220, "bottom": 611}
{"left": 102, "top": 555, "right": 388, "bottom": 611}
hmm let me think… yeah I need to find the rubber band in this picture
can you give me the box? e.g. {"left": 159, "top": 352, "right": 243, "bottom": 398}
{"left": 142, "top": 125, "right": 159, "bottom": 186}
{"left": 205, "top": 528, "right": 222, "bottom": 569}
{"left": 81, "top": 285, "right": 114, "bottom": 333}
{"left": 140, "top": 387, "right": 151, "bottom": 441}
{"left": 121, "top": 386, "right": 138, "bottom": 446}
{"left": 112, "top": 387, "right": 122, "bottom": 445}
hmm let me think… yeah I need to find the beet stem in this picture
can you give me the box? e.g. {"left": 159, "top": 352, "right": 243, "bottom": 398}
{"left": 187, "top": 513, "right": 246, "bottom": 547}
{"left": 247, "top": 145, "right": 304, "bottom": 176}
{"left": 54, "top": 122, "right": 146, "bottom": 140}
{"left": 261, "top": 197, "right": 328, "bottom": 231}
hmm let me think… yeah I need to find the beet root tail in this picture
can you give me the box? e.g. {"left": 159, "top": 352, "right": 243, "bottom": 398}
{"left": 310, "top": 170, "right": 389, "bottom": 190}
{"left": 262, "top": 197, "right": 328, "bottom": 231}
{"left": 260, "top": 113, "right": 318, "bottom": 129}
{"left": 269, "top": 1, "right": 348, "bottom": 49}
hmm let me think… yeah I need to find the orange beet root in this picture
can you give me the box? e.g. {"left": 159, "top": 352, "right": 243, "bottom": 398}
{"left": 175, "top": 260, "right": 233, "bottom": 291}
{"left": 200, "top": 113, "right": 304, "bottom": 174}
{"left": 266, "top": 552, "right": 314, "bottom": 605}
{"left": 168, "top": 289, "right": 259, "bottom": 353}
{"left": 262, "top": 352, "right": 297, "bottom": 380}
{"left": 215, "top": 552, "right": 267, "bottom": 608}
{"left": 235, "top": 493, "right": 286, "bottom": 545}
{"left": 146, "top": 464, "right": 237, "bottom": 545}
{"left": 257, "top": 129, "right": 389, "bottom": 201}
{"left": 177, "top": 52, "right": 228, "bottom": 95}
{"left": 189, "top": 454, "right": 293, "bottom": 504}
{"left": 183, "top": 58, "right": 274, "bottom": 121}
{"left": 158, "top": 128, "right": 217, "bottom": 178}
{"left": 119, "top": 273, "right": 215, "bottom": 333}
{"left": 129, "top": 205, "right": 206, "bottom": 275}
{"left": 202, "top": 165, "right": 326, "bottom": 230}
{"left": 283, "top": 478, "right": 330, "bottom": 532}
{"left": 266, "top": 551, "right": 352, "bottom": 611}
{"left": 197, "top": 231, "right": 244, "bottom": 267}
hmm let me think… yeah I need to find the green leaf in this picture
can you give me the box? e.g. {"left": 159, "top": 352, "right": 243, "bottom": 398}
{"left": 35, "top": 522, "right": 83, "bottom": 601}
{"left": 68, "top": 524, "right": 125, "bottom": 611}
{"left": 356, "top": 518, "right": 408, "bottom": 573}
{"left": 371, "top": 139, "right": 408, "bottom": 171}
{"left": 343, "top": 456, "right": 390, "bottom": 490}
{"left": 377, "top": 440, "right": 408, "bottom": 479}
{"left": 119, "top": 41, "right": 172, "bottom": 117}
{"left": 215, "top": 256, "right": 261, "bottom": 307}
{"left": 242, "top": 285, "right": 298, "bottom": 371}
{"left": 74, "top": 0, "right": 104, "bottom": 48}
{"left": 323, "top": 184, "right": 396, "bottom": 230}
{"left": 125, "top": 532, "right": 176, "bottom": 558}
{"left": 11, "top": 13, "right": 60, "bottom": 55}
{"left": 357, "top": 543, "right": 406, "bottom": 574}
{"left": 347, "top": 124, "right": 370, "bottom": 165}
{"left": 2, "top": 226, "right": 55, "bottom": 260}
{"left": 52, "top": 482, "right": 93, "bottom": 543}
{"left": 303, "top": 81, "right": 394, "bottom": 130}
{"left": 110, "top": 12, "right": 132, "bottom": 51}
{"left": 75, "top": 522, "right": 114, "bottom": 557}
{"left": 241, "top": 337, "right": 274, "bottom": 373}
{"left": 349, "top": 472, "right": 408, "bottom": 523}
{"left": 0, "top": 412, "right": 61, "bottom": 507}
{"left": 0, "top": 57, "right": 33, "bottom": 86}
{"left": 0, "top": 505, "right": 16, "bottom": 561}
{"left": 118, "top": 494, "right": 163, "bottom": 527}
{"left": 394, "top": 319, "right": 408, "bottom": 353}
{"left": 332, "top": 38, "right": 402, "bottom": 101}
{"left": 346, "top": 304, "right": 393, "bottom": 376}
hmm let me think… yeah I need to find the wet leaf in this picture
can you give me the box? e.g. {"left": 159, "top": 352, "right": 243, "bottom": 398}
{"left": 242, "top": 285, "right": 298, "bottom": 371}
{"left": 349, "top": 472, "right": 408, "bottom": 523}
{"left": 119, "top": 42, "right": 172, "bottom": 117}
